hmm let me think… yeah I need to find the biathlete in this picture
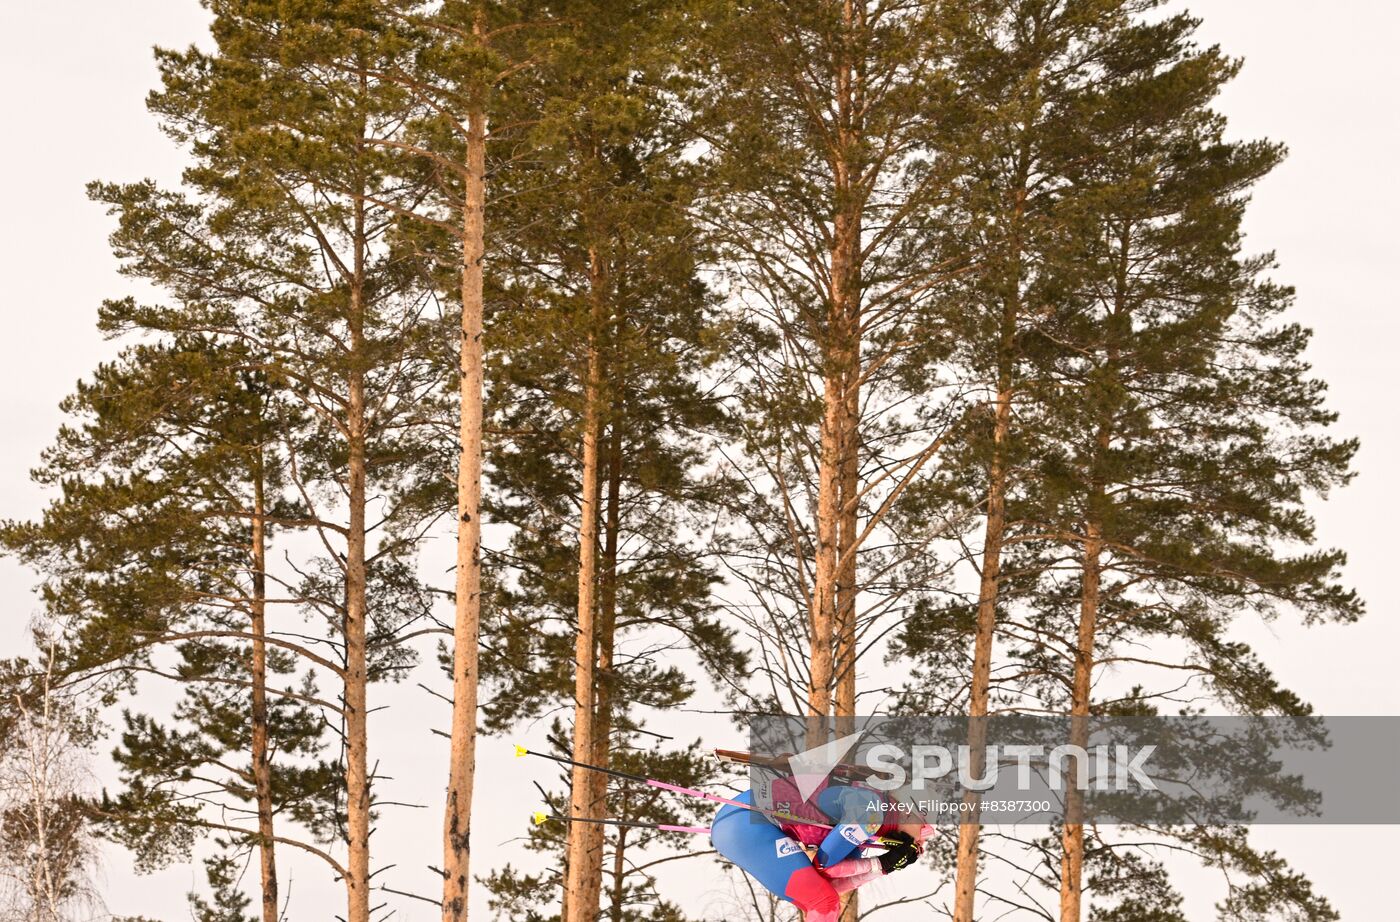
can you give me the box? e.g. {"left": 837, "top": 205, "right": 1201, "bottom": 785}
{"left": 710, "top": 774, "right": 933, "bottom": 922}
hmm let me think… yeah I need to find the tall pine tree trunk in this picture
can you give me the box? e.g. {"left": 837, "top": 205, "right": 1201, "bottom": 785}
{"left": 442, "top": 88, "right": 487, "bottom": 922}
{"left": 250, "top": 459, "right": 279, "bottom": 922}
{"left": 953, "top": 208, "right": 1024, "bottom": 922}
{"left": 564, "top": 248, "right": 608, "bottom": 922}
{"left": 809, "top": 366, "right": 842, "bottom": 739}
{"left": 1061, "top": 236, "right": 1124, "bottom": 922}
{"left": 835, "top": 333, "right": 861, "bottom": 736}
{"left": 835, "top": 306, "right": 860, "bottom": 922}
{"left": 583, "top": 421, "right": 623, "bottom": 920}
{"left": 1059, "top": 519, "right": 1100, "bottom": 922}
{"left": 608, "top": 819, "right": 626, "bottom": 922}
{"left": 950, "top": 375, "right": 1011, "bottom": 922}
{"left": 343, "top": 189, "right": 373, "bottom": 922}
{"left": 810, "top": 0, "right": 862, "bottom": 745}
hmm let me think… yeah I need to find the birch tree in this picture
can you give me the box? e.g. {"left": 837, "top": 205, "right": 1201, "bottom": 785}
{"left": 0, "top": 640, "right": 99, "bottom": 922}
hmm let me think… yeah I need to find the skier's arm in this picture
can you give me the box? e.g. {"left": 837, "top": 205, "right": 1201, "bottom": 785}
{"left": 812, "top": 786, "right": 883, "bottom": 868}
{"left": 824, "top": 857, "right": 884, "bottom": 893}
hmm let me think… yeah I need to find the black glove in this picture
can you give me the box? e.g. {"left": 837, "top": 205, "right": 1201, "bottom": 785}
{"left": 877, "top": 830, "right": 920, "bottom": 874}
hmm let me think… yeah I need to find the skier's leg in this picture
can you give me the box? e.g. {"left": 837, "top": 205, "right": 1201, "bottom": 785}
{"left": 781, "top": 866, "right": 841, "bottom": 921}
{"left": 711, "top": 792, "right": 840, "bottom": 921}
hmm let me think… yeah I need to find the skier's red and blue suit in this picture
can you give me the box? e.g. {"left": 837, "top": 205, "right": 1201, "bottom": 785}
{"left": 710, "top": 776, "right": 895, "bottom": 922}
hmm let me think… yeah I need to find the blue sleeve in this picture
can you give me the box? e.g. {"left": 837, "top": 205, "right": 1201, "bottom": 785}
{"left": 813, "top": 785, "right": 883, "bottom": 868}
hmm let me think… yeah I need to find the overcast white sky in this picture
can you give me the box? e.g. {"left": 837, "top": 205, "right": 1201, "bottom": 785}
{"left": 1, "top": 2, "right": 1397, "bottom": 920}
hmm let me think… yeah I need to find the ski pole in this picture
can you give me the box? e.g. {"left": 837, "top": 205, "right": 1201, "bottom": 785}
{"left": 532, "top": 811, "right": 710, "bottom": 836}
{"left": 515, "top": 744, "right": 831, "bottom": 827}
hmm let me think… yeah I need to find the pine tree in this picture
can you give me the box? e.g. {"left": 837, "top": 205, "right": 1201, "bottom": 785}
{"left": 895, "top": 4, "right": 1163, "bottom": 917}
{"left": 25, "top": 5, "right": 451, "bottom": 918}
{"left": 693, "top": 2, "right": 974, "bottom": 803}
{"left": 189, "top": 853, "right": 257, "bottom": 922}
{"left": 981, "top": 7, "right": 1357, "bottom": 919}
{"left": 477, "top": 3, "right": 745, "bottom": 918}
{"left": 1054, "top": 31, "right": 1351, "bottom": 922}
{"left": 0, "top": 336, "right": 340, "bottom": 922}
{"left": 889, "top": 6, "right": 1359, "bottom": 920}
{"left": 348, "top": 5, "right": 546, "bottom": 913}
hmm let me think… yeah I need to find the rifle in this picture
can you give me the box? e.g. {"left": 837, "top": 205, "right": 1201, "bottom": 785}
{"left": 714, "top": 748, "right": 873, "bottom": 782}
